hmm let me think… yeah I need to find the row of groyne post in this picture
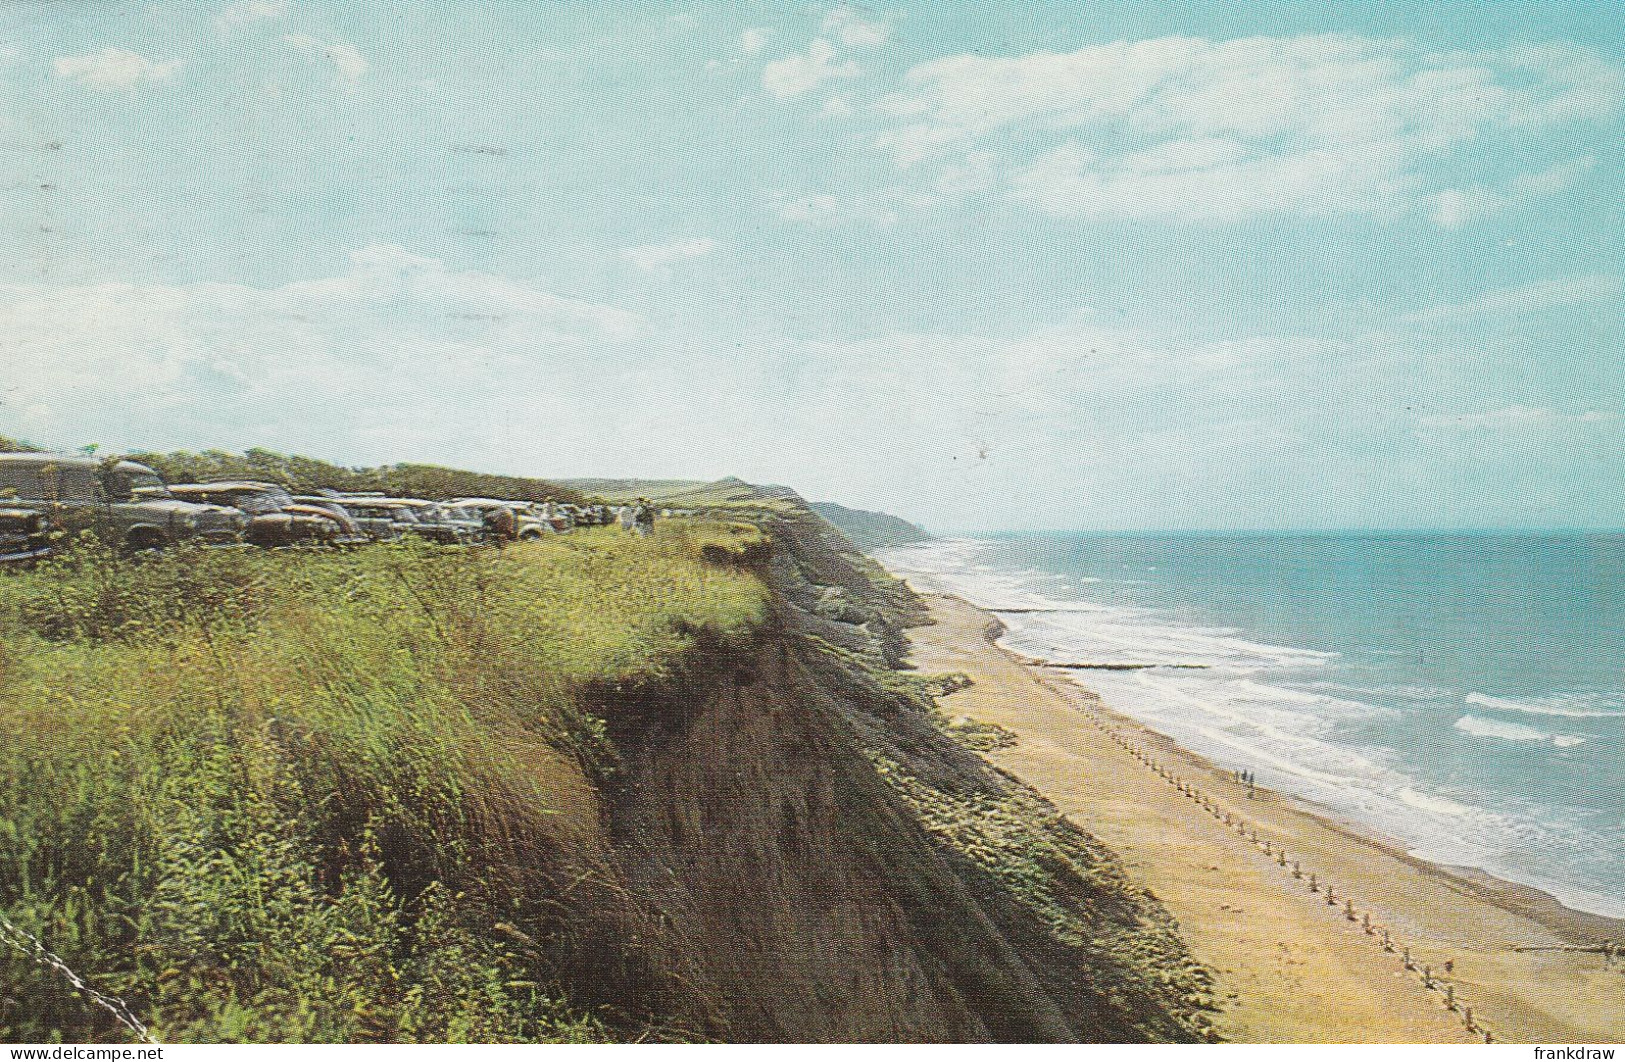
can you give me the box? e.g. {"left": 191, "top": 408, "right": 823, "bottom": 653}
{"left": 1065, "top": 698, "right": 1502, "bottom": 1044}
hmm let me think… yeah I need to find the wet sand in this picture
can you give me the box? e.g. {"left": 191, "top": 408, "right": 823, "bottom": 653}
{"left": 905, "top": 591, "right": 1625, "bottom": 1045}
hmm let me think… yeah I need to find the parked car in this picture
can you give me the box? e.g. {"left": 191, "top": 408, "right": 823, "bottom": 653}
{"left": 450, "top": 498, "right": 553, "bottom": 541}
{"left": 292, "top": 495, "right": 394, "bottom": 544}
{"left": 382, "top": 499, "right": 473, "bottom": 545}
{"left": 439, "top": 504, "right": 490, "bottom": 545}
{"left": 281, "top": 497, "right": 371, "bottom": 547}
{"left": 0, "top": 454, "right": 248, "bottom": 551}
{"left": 168, "top": 482, "right": 342, "bottom": 548}
{"left": 329, "top": 497, "right": 461, "bottom": 545}
{"left": 0, "top": 507, "right": 57, "bottom": 565}
{"left": 322, "top": 497, "right": 420, "bottom": 542}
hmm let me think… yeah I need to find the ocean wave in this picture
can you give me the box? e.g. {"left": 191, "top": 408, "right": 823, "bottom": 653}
{"left": 1307, "top": 681, "right": 1458, "bottom": 702}
{"left": 1395, "top": 787, "right": 1477, "bottom": 818}
{"left": 1453, "top": 714, "right": 1586, "bottom": 747}
{"left": 876, "top": 537, "right": 1625, "bottom": 916}
{"left": 1465, "top": 692, "right": 1625, "bottom": 719}
{"left": 1000, "top": 612, "right": 1335, "bottom": 672}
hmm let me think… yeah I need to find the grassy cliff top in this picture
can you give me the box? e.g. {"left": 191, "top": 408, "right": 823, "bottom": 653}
{"left": 0, "top": 522, "right": 766, "bottom": 1043}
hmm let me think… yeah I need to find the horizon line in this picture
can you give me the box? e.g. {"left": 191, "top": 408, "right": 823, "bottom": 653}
{"left": 925, "top": 526, "right": 1625, "bottom": 538}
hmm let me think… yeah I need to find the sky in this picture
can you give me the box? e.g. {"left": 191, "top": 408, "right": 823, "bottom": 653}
{"left": 0, "top": 0, "right": 1622, "bottom": 532}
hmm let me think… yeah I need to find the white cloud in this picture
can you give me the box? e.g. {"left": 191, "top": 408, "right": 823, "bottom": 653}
{"left": 1431, "top": 186, "right": 1502, "bottom": 230}
{"left": 216, "top": 0, "right": 289, "bottom": 31}
{"left": 1401, "top": 274, "right": 1622, "bottom": 324}
{"left": 740, "top": 28, "right": 771, "bottom": 56}
{"left": 285, "top": 34, "right": 368, "bottom": 83}
{"left": 620, "top": 237, "right": 718, "bottom": 273}
{"left": 1432, "top": 157, "right": 1595, "bottom": 229}
{"left": 53, "top": 48, "right": 179, "bottom": 90}
{"left": 822, "top": 7, "right": 889, "bottom": 49}
{"left": 870, "top": 34, "right": 1623, "bottom": 225}
{"left": 762, "top": 38, "right": 861, "bottom": 99}
{"left": 820, "top": 94, "right": 855, "bottom": 117}
{"left": 0, "top": 246, "right": 644, "bottom": 459}
{"left": 1419, "top": 405, "right": 1615, "bottom": 430}
{"left": 5, "top": 246, "right": 1606, "bottom": 529}
{"left": 1010, "top": 138, "right": 1416, "bottom": 223}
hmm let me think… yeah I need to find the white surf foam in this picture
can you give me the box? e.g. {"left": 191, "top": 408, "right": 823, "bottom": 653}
{"left": 1454, "top": 714, "right": 1586, "bottom": 747}
{"left": 872, "top": 538, "right": 1625, "bottom": 919}
{"left": 1466, "top": 692, "right": 1625, "bottom": 719}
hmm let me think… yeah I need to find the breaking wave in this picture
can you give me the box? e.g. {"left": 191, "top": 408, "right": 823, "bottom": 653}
{"left": 875, "top": 536, "right": 1625, "bottom": 920}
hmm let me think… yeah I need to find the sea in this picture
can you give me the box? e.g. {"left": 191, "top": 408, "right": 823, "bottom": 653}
{"left": 874, "top": 533, "right": 1625, "bottom": 921}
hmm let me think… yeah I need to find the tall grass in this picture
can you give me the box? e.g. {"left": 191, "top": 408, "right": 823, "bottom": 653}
{"left": 0, "top": 525, "right": 767, "bottom": 1042}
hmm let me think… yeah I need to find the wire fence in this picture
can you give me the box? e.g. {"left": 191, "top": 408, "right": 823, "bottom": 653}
{"left": 0, "top": 908, "right": 157, "bottom": 1045}
{"left": 1065, "top": 698, "right": 1513, "bottom": 1045}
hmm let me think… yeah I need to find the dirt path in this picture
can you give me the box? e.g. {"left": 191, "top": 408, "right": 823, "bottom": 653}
{"left": 906, "top": 592, "right": 1625, "bottom": 1045}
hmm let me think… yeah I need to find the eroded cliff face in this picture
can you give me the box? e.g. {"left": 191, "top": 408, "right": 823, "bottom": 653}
{"left": 606, "top": 635, "right": 1043, "bottom": 1041}
{"left": 591, "top": 508, "right": 1212, "bottom": 1043}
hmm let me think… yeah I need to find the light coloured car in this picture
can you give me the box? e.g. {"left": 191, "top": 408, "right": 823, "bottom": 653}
{"left": 0, "top": 453, "right": 247, "bottom": 551}
{"left": 169, "top": 482, "right": 343, "bottom": 548}
{"left": 451, "top": 498, "right": 554, "bottom": 541}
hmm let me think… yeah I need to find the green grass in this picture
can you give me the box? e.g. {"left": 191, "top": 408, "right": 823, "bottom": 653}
{"left": 0, "top": 525, "right": 767, "bottom": 1043}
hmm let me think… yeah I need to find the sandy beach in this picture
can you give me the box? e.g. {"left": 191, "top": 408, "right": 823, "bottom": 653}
{"left": 905, "top": 591, "right": 1625, "bottom": 1045}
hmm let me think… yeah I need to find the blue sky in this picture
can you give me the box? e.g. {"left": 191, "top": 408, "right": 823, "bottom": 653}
{"left": 1, "top": 0, "right": 1621, "bottom": 531}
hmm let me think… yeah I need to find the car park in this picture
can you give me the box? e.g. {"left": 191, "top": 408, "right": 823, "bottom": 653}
{"left": 0, "top": 454, "right": 248, "bottom": 551}
{"left": 169, "top": 482, "right": 343, "bottom": 548}
{"left": 333, "top": 497, "right": 461, "bottom": 545}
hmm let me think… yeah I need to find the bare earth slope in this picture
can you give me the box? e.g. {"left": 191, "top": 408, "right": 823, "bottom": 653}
{"left": 592, "top": 504, "right": 1214, "bottom": 1042}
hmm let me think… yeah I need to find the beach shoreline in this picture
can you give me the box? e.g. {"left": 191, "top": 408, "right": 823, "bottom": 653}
{"left": 902, "top": 588, "right": 1625, "bottom": 1044}
{"left": 1006, "top": 640, "right": 1625, "bottom": 951}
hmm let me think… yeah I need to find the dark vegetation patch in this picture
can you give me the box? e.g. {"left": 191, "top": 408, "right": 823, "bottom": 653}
{"left": 124, "top": 447, "right": 584, "bottom": 505}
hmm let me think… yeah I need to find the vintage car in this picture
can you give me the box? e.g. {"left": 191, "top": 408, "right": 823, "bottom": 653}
{"left": 438, "top": 504, "right": 490, "bottom": 544}
{"left": 335, "top": 497, "right": 455, "bottom": 544}
{"left": 292, "top": 495, "right": 397, "bottom": 543}
{"left": 168, "top": 482, "right": 343, "bottom": 548}
{"left": 0, "top": 506, "right": 57, "bottom": 565}
{"left": 321, "top": 496, "right": 421, "bottom": 541}
{"left": 0, "top": 454, "right": 247, "bottom": 551}
{"left": 449, "top": 498, "right": 553, "bottom": 541}
{"left": 281, "top": 497, "right": 370, "bottom": 547}
{"left": 389, "top": 500, "right": 481, "bottom": 545}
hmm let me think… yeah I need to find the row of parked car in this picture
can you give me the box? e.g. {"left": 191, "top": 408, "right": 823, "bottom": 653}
{"left": 0, "top": 453, "right": 607, "bottom": 563}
